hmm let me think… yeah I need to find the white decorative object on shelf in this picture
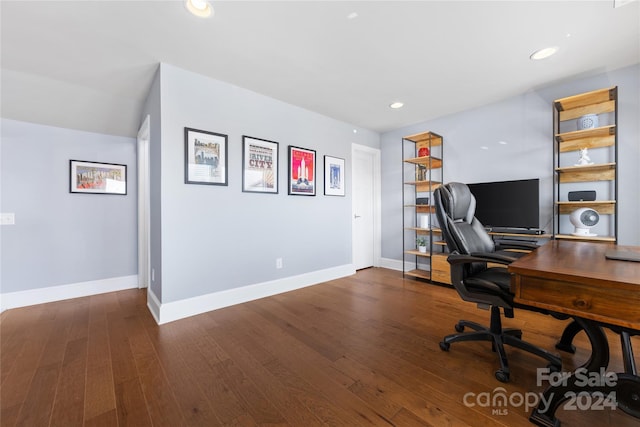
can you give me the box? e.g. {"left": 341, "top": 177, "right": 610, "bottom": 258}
{"left": 420, "top": 215, "right": 430, "bottom": 229}
{"left": 577, "top": 113, "right": 599, "bottom": 130}
{"left": 570, "top": 208, "right": 599, "bottom": 237}
{"left": 575, "top": 147, "right": 594, "bottom": 166}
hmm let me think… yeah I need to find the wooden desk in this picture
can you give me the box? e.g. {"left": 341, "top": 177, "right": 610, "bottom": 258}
{"left": 510, "top": 240, "right": 640, "bottom": 330}
{"left": 509, "top": 240, "right": 640, "bottom": 426}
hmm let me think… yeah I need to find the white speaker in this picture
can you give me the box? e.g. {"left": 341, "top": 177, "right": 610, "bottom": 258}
{"left": 569, "top": 208, "right": 599, "bottom": 237}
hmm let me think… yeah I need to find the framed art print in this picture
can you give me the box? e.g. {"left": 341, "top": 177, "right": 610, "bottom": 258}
{"left": 242, "top": 136, "right": 279, "bottom": 193}
{"left": 184, "top": 127, "right": 228, "bottom": 186}
{"left": 288, "top": 146, "right": 316, "bottom": 196}
{"left": 324, "top": 155, "right": 345, "bottom": 196}
{"left": 69, "top": 160, "right": 127, "bottom": 195}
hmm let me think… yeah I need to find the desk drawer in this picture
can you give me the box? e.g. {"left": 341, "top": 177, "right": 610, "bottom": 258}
{"left": 514, "top": 275, "right": 640, "bottom": 329}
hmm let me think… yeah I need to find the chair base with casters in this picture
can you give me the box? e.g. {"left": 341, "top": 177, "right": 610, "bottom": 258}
{"left": 439, "top": 305, "right": 562, "bottom": 382}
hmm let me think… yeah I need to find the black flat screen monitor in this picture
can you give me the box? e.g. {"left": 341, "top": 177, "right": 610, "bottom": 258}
{"left": 467, "top": 178, "right": 539, "bottom": 229}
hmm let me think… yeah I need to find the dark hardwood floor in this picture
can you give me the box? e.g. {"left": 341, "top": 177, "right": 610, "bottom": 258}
{"left": 1, "top": 268, "right": 638, "bottom": 426}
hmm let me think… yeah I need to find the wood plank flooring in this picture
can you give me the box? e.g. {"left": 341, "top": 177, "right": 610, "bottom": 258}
{"left": 1, "top": 268, "right": 638, "bottom": 426}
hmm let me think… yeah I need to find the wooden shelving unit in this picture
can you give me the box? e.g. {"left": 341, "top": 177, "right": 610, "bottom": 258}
{"left": 556, "top": 200, "right": 615, "bottom": 215}
{"left": 553, "top": 87, "right": 618, "bottom": 242}
{"left": 401, "top": 131, "right": 447, "bottom": 284}
{"left": 403, "top": 180, "right": 442, "bottom": 192}
{"left": 556, "top": 163, "right": 616, "bottom": 182}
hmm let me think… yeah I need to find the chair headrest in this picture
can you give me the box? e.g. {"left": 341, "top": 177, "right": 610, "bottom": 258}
{"left": 442, "top": 182, "right": 476, "bottom": 223}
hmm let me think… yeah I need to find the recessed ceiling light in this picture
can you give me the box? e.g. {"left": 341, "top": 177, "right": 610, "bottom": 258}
{"left": 498, "top": 141, "right": 508, "bottom": 145}
{"left": 353, "top": 129, "right": 358, "bottom": 134}
{"left": 480, "top": 146, "right": 489, "bottom": 150}
{"left": 389, "top": 102, "right": 404, "bottom": 109}
{"left": 347, "top": 12, "right": 359, "bottom": 20}
{"left": 185, "top": 0, "right": 213, "bottom": 18}
{"left": 530, "top": 46, "right": 559, "bottom": 60}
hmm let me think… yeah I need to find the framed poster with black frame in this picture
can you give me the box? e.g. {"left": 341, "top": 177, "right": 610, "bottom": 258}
{"left": 184, "top": 127, "right": 228, "bottom": 186}
{"left": 324, "top": 155, "right": 345, "bottom": 196}
{"left": 242, "top": 136, "right": 279, "bottom": 194}
{"left": 288, "top": 146, "right": 316, "bottom": 196}
{"left": 69, "top": 160, "right": 127, "bottom": 195}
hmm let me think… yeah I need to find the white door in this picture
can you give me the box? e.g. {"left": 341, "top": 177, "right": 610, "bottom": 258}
{"left": 352, "top": 144, "right": 381, "bottom": 270}
{"left": 137, "top": 115, "right": 150, "bottom": 289}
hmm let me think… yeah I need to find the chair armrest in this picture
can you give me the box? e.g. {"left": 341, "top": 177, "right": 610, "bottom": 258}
{"left": 494, "top": 239, "right": 539, "bottom": 251}
{"left": 447, "top": 252, "right": 517, "bottom": 266}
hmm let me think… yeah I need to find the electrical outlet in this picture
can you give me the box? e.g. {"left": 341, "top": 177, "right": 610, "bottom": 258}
{"left": 276, "top": 258, "right": 283, "bottom": 269}
{"left": 0, "top": 213, "right": 15, "bottom": 225}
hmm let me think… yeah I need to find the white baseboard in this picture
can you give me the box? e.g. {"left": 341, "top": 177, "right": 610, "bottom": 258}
{"left": 379, "top": 257, "right": 431, "bottom": 272}
{"left": 0, "top": 275, "right": 139, "bottom": 312}
{"left": 379, "top": 257, "right": 403, "bottom": 271}
{"left": 146, "top": 288, "right": 161, "bottom": 324}
{"left": 154, "top": 264, "right": 356, "bottom": 325}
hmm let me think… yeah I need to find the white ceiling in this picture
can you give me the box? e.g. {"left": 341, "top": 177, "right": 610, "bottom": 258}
{"left": 1, "top": 1, "right": 639, "bottom": 138}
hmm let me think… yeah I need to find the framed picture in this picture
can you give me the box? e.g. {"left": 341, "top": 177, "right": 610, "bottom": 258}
{"left": 324, "top": 155, "right": 345, "bottom": 196}
{"left": 242, "top": 136, "right": 279, "bottom": 193}
{"left": 69, "top": 160, "right": 127, "bottom": 195}
{"left": 184, "top": 127, "right": 228, "bottom": 186}
{"left": 288, "top": 146, "right": 316, "bottom": 196}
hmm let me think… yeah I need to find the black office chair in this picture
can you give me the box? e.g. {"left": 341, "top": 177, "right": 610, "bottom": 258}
{"left": 434, "top": 182, "right": 561, "bottom": 382}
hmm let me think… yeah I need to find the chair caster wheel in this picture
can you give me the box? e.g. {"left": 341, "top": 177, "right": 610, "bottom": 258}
{"left": 455, "top": 323, "right": 465, "bottom": 333}
{"left": 495, "top": 369, "right": 510, "bottom": 383}
{"left": 439, "top": 342, "right": 450, "bottom": 351}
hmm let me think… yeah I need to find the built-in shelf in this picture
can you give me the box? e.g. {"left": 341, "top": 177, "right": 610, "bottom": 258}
{"left": 554, "top": 234, "right": 616, "bottom": 242}
{"left": 488, "top": 232, "right": 552, "bottom": 239}
{"left": 405, "top": 227, "right": 442, "bottom": 235}
{"left": 553, "top": 86, "right": 618, "bottom": 243}
{"left": 403, "top": 132, "right": 443, "bottom": 146}
{"left": 404, "top": 204, "right": 435, "bottom": 214}
{"left": 554, "top": 87, "right": 617, "bottom": 121}
{"left": 402, "top": 131, "right": 445, "bottom": 283}
{"left": 404, "top": 269, "right": 431, "bottom": 280}
{"left": 555, "top": 163, "right": 616, "bottom": 183}
{"left": 556, "top": 201, "right": 616, "bottom": 215}
{"left": 404, "top": 180, "right": 442, "bottom": 192}
{"left": 555, "top": 125, "right": 616, "bottom": 152}
{"left": 404, "top": 156, "right": 443, "bottom": 169}
{"left": 405, "top": 250, "right": 431, "bottom": 257}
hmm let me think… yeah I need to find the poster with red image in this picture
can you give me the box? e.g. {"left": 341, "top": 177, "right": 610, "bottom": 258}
{"left": 288, "top": 146, "right": 316, "bottom": 195}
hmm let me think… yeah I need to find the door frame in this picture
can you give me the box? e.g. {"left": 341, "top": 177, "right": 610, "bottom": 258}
{"left": 137, "top": 115, "right": 150, "bottom": 289}
{"left": 351, "top": 143, "right": 382, "bottom": 268}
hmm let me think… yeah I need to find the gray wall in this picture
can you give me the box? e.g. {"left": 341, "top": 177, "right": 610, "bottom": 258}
{"left": 381, "top": 64, "right": 640, "bottom": 260}
{"left": 4, "top": 61, "right": 634, "bottom": 304}
{"left": 0, "top": 118, "right": 138, "bottom": 292}
{"left": 155, "top": 63, "right": 379, "bottom": 303}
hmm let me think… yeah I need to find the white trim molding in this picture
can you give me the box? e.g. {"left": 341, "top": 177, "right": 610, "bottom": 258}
{"left": 0, "top": 275, "right": 138, "bottom": 312}
{"left": 137, "top": 114, "right": 151, "bottom": 289}
{"left": 379, "top": 257, "right": 404, "bottom": 271}
{"left": 379, "top": 257, "right": 431, "bottom": 273}
{"left": 146, "top": 288, "right": 162, "bottom": 324}
{"left": 153, "top": 264, "right": 355, "bottom": 324}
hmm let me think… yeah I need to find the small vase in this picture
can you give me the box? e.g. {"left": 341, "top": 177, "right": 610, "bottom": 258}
{"left": 418, "top": 246, "right": 427, "bottom": 253}
{"left": 418, "top": 147, "right": 430, "bottom": 157}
